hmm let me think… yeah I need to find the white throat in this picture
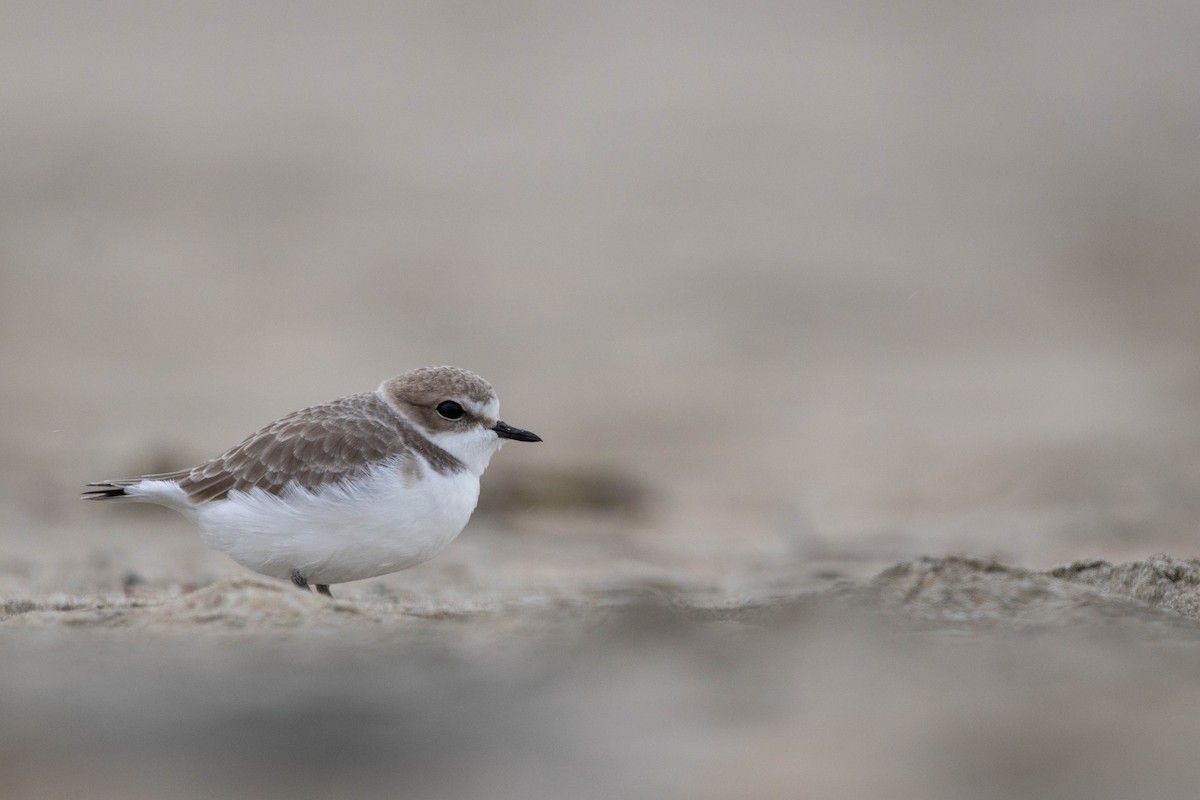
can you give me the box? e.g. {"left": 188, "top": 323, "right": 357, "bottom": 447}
{"left": 427, "top": 426, "right": 503, "bottom": 476}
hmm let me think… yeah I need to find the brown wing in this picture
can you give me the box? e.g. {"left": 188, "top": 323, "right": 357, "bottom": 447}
{"left": 176, "top": 392, "right": 411, "bottom": 503}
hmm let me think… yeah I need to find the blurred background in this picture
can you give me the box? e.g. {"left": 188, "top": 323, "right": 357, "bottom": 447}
{"left": 3, "top": 2, "right": 1200, "bottom": 798}
{"left": 3, "top": 0, "right": 1200, "bottom": 567}
{"left": 3, "top": 1, "right": 1199, "bottom": 572}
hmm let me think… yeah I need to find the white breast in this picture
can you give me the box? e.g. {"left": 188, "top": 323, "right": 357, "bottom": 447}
{"left": 194, "top": 457, "right": 480, "bottom": 585}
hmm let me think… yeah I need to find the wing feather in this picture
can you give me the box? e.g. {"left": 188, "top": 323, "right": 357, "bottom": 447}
{"left": 175, "top": 392, "right": 421, "bottom": 503}
{"left": 84, "top": 391, "right": 465, "bottom": 505}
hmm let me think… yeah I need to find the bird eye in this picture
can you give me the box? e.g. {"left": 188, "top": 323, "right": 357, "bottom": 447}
{"left": 436, "top": 400, "right": 465, "bottom": 420}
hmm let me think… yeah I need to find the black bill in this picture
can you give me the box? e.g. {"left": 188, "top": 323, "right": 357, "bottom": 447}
{"left": 492, "top": 421, "right": 542, "bottom": 442}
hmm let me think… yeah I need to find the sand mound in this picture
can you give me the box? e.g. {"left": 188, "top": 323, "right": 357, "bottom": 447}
{"left": 846, "top": 554, "right": 1200, "bottom": 636}
{"left": 1051, "top": 553, "right": 1200, "bottom": 618}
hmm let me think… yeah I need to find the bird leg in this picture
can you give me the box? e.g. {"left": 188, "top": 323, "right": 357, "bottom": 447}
{"left": 290, "top": 571, "right": 333, "bottom": 598}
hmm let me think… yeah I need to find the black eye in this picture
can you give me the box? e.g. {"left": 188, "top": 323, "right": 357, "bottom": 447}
{"left": 436, "top": 400, "right": 465, "bottom": 420}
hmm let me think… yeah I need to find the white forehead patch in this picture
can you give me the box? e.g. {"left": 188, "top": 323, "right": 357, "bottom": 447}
{"left": 467, "top": 397, "right": 500, "bottom": 422}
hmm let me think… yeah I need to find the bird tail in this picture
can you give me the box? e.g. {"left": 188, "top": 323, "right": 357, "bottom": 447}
{"left": 82, "top": 470, "right": 192, "bottom": 503}
{"left": 81, "top": 479, "right": 143, "bottom": 500}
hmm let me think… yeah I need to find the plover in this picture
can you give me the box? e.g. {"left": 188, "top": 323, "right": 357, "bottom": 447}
{"left": 83, "top": 366, "right": 541, "bottom": 597}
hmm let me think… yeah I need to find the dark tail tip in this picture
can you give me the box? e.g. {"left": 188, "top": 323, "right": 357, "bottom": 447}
{"left": 81, "top": 483, "right": 128, "bottom": 500}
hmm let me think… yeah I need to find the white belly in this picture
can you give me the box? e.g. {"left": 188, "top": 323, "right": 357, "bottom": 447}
{"left": 194, "top": 461, "right": 480, "bottom": 585}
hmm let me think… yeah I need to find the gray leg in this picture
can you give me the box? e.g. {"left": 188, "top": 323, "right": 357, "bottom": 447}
{"left": 315, "top": 584, "right": 333, "bottom": 598}
{"left": 291, "top": 570, "right": 311, "bottom": 591}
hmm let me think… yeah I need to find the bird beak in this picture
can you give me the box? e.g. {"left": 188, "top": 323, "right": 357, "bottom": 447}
{"left": 491, "top": 421, "right": 542, "bottom": 442}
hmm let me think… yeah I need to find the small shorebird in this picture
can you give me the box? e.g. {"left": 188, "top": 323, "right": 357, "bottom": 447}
{"left": 84, "top": 366, "right": 541, "bottom": 597}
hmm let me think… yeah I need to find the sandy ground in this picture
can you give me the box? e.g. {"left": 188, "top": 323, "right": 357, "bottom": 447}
{"left": 9, "top": 545, "right": 1200, "bottom": 800}
{"left": 4, "top": 2, "right": 1200, "bottom": 798}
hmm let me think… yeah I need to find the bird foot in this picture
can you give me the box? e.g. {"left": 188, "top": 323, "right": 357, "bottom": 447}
{"left": 290, "top": 571, "right": 333, "bottom": 598}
